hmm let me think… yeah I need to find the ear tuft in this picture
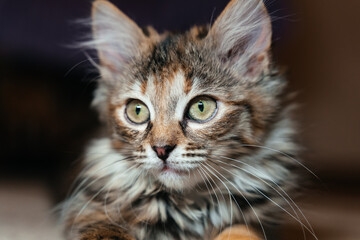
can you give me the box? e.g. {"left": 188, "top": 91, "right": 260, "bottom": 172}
{"left": 207, "top": 0, "right": 272, "bottom": 78}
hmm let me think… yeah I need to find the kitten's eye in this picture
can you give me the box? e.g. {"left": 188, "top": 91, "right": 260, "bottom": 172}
{"left": 125, "top": 100, "right": 150, "bottom": 124}
{"left": 187, "top": 96, "right": 217, "bottom": 122}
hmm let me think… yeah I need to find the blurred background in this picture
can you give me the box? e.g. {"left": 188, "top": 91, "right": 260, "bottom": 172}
{"left": 0, "top": 0, "right": 359, "bottom": 239}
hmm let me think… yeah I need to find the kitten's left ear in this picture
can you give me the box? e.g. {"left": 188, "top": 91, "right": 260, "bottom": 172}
{"left": 91, "top": 0, "right": 147, "bottom": 74}
{"left": 207, "top": 0, "right": 272, "bottom": 78}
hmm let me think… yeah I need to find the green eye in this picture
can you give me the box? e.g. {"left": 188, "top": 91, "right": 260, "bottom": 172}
{"left": 126, "top": 100, "right": 150, "bottom": 124}
{"left": 188, "top": 96, "right": 217, "bottom": 122}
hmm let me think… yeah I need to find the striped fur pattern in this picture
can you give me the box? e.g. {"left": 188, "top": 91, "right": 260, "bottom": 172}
{"left": 61, "top": 0, "right": 303, "bottom": 239}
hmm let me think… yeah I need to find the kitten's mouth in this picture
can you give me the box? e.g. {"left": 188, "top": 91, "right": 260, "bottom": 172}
{"left": 160, "top": 164, "right": 188, "bottom": 175}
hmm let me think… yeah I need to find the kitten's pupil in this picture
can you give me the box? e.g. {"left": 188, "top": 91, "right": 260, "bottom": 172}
{"left": 135, "top": 105, "right": 141, "bottom": 115}
{"left": 198, "top": 101, "right": 204, "bottom": 112}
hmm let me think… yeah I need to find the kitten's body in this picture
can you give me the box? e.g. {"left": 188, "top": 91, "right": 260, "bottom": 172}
{"left": 61, "top": 1, "right": 301, "bottom": 239}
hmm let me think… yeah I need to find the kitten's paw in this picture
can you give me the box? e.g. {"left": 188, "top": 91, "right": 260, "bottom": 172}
{"left": 214, "top": 225, "right": 261, "bottom": 240}
{"left": 78, "top": 223, "right": 134, "bottom": 240}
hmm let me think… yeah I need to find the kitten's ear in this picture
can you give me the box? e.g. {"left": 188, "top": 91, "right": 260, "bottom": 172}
{"left": 207, "top": 0, "right": 272, "bottom": 78}
{"left": 91, "top": 0, "right": 146, "bottom": 72}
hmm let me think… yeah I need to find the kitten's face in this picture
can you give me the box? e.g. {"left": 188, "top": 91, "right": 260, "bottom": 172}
{"left": 107, "top": 40, "right": 245, "bottom": 189}
{"left": 90, "top": 0, "right": 282, "bottom": 190}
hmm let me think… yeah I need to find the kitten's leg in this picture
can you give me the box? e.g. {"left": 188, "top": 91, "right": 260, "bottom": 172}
{"left": 214, "top": 225, "right": 261, "bottom": 240}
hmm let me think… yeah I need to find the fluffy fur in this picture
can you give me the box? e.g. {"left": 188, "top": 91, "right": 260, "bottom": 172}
{"left": 60, "top": 0, "right": 309, "bottom": 239}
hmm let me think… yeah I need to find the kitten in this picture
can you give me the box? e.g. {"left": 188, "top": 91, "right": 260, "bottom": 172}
{"left": 61, "top": 0, "right": 303, "bottom": 239}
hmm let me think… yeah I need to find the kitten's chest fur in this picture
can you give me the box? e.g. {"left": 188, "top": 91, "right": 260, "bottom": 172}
{"left": 109, "top": 175, "right": 229, "bottom": 240}
{"left": 127, "top": 189, "right": 211, "bottom": 239}
{"left": 94, "top": 155, "right": 258, "bottom": 240}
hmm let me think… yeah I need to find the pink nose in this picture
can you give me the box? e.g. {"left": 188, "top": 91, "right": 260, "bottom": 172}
{"left": 152, "top": 145, "right": 176, "bottom": 162}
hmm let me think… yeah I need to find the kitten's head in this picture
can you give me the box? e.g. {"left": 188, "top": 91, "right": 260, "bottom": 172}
{"left": 88, "top": 0, "right": 285, "bottom": 190}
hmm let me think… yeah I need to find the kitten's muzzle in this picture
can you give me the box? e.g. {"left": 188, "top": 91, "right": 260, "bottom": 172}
{"left": 152, "top": 145, "right": 176, "bottom": 162}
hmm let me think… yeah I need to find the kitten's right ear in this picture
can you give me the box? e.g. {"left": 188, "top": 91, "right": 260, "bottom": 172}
{"left": 91, "top": 0, "right": 146, "bottom": 73}
{"left": 207, "top": 0, "right": 272, "bottom": 79}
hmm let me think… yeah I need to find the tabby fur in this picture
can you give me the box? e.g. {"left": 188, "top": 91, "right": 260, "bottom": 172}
{"left": 61, "top": 0, "right": 302, "bottom": 239}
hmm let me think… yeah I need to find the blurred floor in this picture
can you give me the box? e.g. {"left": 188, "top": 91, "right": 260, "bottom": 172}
{"left": 0, "top": 181, "right": 62, "bottom": 240}
{"left": 0, "top": 181, "right": 359, "bottom": 240}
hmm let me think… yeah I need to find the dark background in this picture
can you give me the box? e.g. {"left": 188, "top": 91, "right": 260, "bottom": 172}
{"left": 0, "top": 0, "right": 288, "bottom": 198}
{"left": 0, "top": 0, "right": 359, "bottom": 239}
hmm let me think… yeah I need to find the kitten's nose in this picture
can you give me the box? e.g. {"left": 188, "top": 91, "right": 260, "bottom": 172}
{"left": 152, "top": 145, "right": 176, "bottom": 162}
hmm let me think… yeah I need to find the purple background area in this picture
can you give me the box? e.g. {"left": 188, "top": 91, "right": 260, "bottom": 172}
{"left": 0, "top": 0, "right": 288, "bottom": 69}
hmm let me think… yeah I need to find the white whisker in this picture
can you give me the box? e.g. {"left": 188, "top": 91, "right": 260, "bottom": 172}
{"left": 202, "top": 162, "right": 234, "bottom": 240}
{"left": 69, "top": 165, "right": 137, "bottom": 236}
{"left": 198, "top": 164, "right": 225, "bottom": 232}
{"left": 209, "top": 156, "right": 314, "bottom": 240}
{"left": 210, "top": 153, "right": 317, "bottom": 239}
{"left": 202, "top": 162, "right": 267, "bottom": 240}
{"left": 196, "top": 168, "right": 215, "bottom": 207}
{"left": 241, "top": 144, "right": 320, "bottom": 181}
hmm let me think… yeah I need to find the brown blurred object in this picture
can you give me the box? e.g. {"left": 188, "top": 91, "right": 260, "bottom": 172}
{"left": 281, "top": 188, "right": 360, "bottom": 240}
{"left": 278, "top": 0, "right": 360, "bottom": 238}
{"left": 281, "top": 0, "right": 360, "bottom": 178}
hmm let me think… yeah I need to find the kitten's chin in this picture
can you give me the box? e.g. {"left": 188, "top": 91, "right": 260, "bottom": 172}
{"left": 157, "top": 168, "right": 193, "bottom": 190}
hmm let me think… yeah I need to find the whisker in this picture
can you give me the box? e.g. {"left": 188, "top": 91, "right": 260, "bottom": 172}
{"left": 212, "top": 157, "right": 307, "bottom": 240}
{"left": 104, "top": 179, "right": 129, "bottom": 231}
{"left": 202, "top": 162, "right": 235, "bottom": 239}
{"left": 203, "top": 162, "right": 252, "bottom": 240}
{"left": 198, "top": 164, "right": 225, "bottom": 232}
{"left": 104, "top": 164, "right": 144, "bottom": 231}
{"left": 196, "top": 168, "right": 215, "bottom": 207}
{"left": 64, "top": 58, "right": 96, "bottom": 77}
{"left": 255, "top": 187, "right": 317, "bottom": 240}
{"left": 209, "top": 153, "right": 316, "bottom": 239}
{"left": 240, "top": 144, "right": 320, "bottom": 181}
{"left": 69, "top": 156, "right": 136, "bottom": 199}
{"left": 203, "top": 161, "right": 266, "bottom": 240}
{"left": 208, "top": 157, "right": 312, "bottom": 240}
{"left": 70, "top": 165, "right": 138, "bottom": 236}
{"left": 60, "top": 156, "right": 136, "bottom": 222}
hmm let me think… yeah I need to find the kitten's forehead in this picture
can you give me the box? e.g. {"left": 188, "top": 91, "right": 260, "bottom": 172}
{"left": 130, "top": 32, "right": 241, "bottom": 94}
{"left": 114, "top": 31, "right": 251, "bottom": 112}
{"left": 144, "top": 69, "right": 190, "bottom": 121}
